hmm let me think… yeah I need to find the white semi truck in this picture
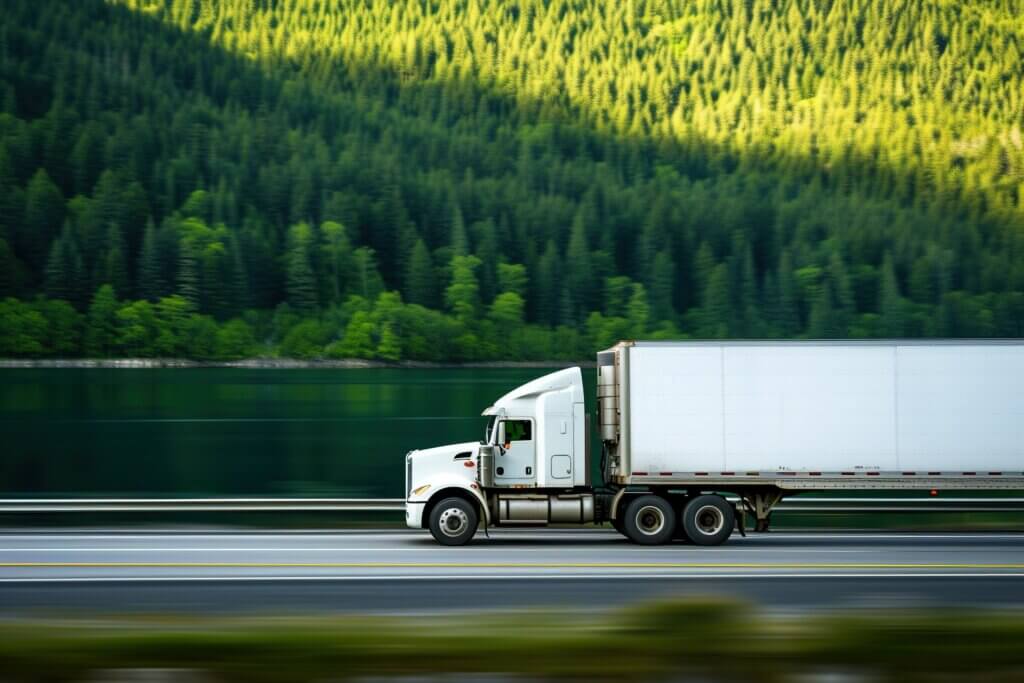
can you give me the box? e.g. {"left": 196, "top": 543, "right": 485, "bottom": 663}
{"left": 405, "top": 341, "right": 1024, "bottom": 546}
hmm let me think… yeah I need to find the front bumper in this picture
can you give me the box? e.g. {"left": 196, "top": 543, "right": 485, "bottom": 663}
{"left": 405, "top": 501, "right": 425, "bottom": 529}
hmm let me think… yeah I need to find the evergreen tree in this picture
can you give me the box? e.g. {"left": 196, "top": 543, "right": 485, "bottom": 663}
{"left": 650, "top": 250, "right": 675, "bottom": 322}
{"left": 352, "top": 247, "right": 385, "bottom": 301}
{"left": 43, "top": 225, "right": 83, "bottom": 305}
{"left": 103, "top": 224, "right": 130, "bottom": 298}
{"left": 84, "top": 284, "right": 119, "bottom": 356}
{"left": 20, "top": 168, "right": 64, "bottom": 271}
{"left": 320, "top": 220, "right": 352, "bottom": 305}
{"left": 534, "top": 241, "right": 559, "bottom": 327}
{"left": 445, "top": 254, "right": 481, "bottom": 323}
{"left": 565, "top": 212, "right": 593, "bottom": 323}
{"left": 703, "top": 263, "right": 731, "bottom": 338}
{"left": 177, "top": 239, "right": 200, "bottom": 311}
{"left": 137, "top": 219, "right": 161, "bottom": 302}
{"left": 404, "top": 238, "right": 436, "bottom": 307}
{"left": 879, "top": 253, "right": 906, "bottom": 337}
{"left": 286, "top": 222, "right": 318, "bottom": 313}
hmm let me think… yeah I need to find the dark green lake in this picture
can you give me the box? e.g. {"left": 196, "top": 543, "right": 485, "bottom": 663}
{"left": 0, "top": 368, "right": 592, "bottom": 498}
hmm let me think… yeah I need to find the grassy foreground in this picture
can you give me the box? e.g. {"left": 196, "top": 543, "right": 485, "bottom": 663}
{"left": 3, "top": 599, "right": 1024, "bottom": 682}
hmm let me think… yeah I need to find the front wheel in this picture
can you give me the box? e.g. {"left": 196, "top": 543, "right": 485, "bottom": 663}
{"left": 623, "top": 495, "right": 676, "bottom": 545}
{"left": 428, "top": 497, "right": 478, "bottom": 546}
{"left": 610, "top": 516, "right": 627, "bottom": 537}
{"left": 681, "top": 495, "right": 734, "bottom": 546}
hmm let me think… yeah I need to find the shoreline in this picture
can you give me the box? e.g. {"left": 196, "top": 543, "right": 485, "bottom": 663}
{"left": 0, "top": 358, "right": 595, "bottom": 369}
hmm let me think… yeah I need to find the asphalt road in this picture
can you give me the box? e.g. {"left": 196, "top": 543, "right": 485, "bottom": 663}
{"left": 1, "top": 528, "right": 1023, "bottom": 614}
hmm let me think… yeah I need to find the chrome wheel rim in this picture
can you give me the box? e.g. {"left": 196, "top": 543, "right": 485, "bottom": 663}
{"left": 635, "top": 505, "right": 666, "bottom": 536}
{"left": 438, "top": 507, "right": 469, "bottom": 537}
{"left": 694, "top": 504, "right": 725, "bottom": 536}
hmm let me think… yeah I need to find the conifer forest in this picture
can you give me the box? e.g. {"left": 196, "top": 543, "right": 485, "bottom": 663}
{"left": 1, "top": 0, "right": 1022, "bottom": 360}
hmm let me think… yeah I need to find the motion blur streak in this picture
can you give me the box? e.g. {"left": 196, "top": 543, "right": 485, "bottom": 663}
{"left": 2, "top": 530, "right": 1024, "bottom": 614}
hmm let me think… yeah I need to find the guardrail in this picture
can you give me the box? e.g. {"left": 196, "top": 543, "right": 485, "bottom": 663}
{"left": 1, "top": 497, "right": 1023, "bottom": 513}
{"left": 0, "top": 498, "right": 405, "bottom": 512}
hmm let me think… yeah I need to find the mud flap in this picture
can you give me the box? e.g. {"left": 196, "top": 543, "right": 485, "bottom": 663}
{"left": 733, "top": 502, "right": 746, "bottom": 537}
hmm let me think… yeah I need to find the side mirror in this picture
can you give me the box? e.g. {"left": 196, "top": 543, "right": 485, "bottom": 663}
{"left": 496, "top": 421, "right": 506, "bottom": 447}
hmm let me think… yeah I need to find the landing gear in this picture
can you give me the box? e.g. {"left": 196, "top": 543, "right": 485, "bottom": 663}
{"left": 741, "top": 490, "right": 782, "bottom": 533}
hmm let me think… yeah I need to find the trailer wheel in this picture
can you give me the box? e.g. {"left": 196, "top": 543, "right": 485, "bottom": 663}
{"left": 623, "top": 495, "right": 676, "bottom": 545}
{"left": 681, "top": 495, "right": 734, "bottom": 546}
{"left": 428, "top": 497, "right": 478, "bottom": 546}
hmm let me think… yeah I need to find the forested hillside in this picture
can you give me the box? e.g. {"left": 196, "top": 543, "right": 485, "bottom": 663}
{"left": 1, "top": 0, "right": 1023, "bottom": 359}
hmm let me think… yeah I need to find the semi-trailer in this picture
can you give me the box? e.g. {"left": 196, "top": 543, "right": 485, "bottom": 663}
{"left": 405, "top": 340, "right": 1024, "bottom": 545}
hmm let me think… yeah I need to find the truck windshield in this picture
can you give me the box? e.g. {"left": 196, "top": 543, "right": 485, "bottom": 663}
{"left": 484, "top": 416, "right": 497, "bottom": 444}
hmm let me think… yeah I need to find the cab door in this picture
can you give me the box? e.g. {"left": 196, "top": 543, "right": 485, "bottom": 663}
{"left": 496, "top": 418, "right": 536, "bottom": 485}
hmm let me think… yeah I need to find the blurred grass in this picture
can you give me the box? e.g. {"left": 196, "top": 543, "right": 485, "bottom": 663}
{"left": 3, "top": 599, "right": 1024, "bottom": 681}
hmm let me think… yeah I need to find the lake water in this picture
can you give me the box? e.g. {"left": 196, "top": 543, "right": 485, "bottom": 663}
{"left": 0, "top": 367, "right": 595, "bottom": 498}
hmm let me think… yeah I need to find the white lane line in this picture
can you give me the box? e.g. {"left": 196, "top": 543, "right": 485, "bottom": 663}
{"left": 0, "top": 532, "right": 1021, "bottom": 541}
{"left": 2, "top": 547, "right": 991, "bottom": 553}
{"left": 2, "top": 572, "right": 1024, "bottom": 583}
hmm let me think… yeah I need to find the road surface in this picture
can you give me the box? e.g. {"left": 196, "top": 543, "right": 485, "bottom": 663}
{"left": 1, "top": 528, "right": 1022, "bottom": 614}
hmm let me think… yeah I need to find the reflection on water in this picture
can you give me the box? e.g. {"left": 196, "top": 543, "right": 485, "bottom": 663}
{"left": 0, "top": 368, "right": 591, "bottom": 497}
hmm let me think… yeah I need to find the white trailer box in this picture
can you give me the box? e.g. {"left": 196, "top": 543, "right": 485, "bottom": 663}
{"left": 602, "top": 341, "right": 1024, "bottom": 488}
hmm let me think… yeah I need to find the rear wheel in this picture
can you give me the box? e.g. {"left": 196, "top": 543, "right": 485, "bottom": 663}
{"left": 681, "top": 495, "right": 734, "bottom": 546}
{"left": 428, "top": 496, "right": 478, "bottom": 546}
{"left": 623, "top": 495, "right": 676, "bottom": 545}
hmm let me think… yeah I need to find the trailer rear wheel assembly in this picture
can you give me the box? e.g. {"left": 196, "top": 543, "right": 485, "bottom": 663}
{"left": 681, "top": 494, "right": 734, "bottom": 546}
{"left": 429, "top": 496, "right": 478, "bottom": 546}
{"left": 623, "top": 495, "right": 676, "bottom": 545}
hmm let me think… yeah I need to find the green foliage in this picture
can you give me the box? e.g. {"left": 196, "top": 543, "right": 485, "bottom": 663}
{"left": 0, "top": 0, "right": 1022, "bottom": 360}
{"left": 84, "top": 285, "right": 119, "bottom": 356}
{"left": 280, "top": 319, "right": 328, "bottom": 359}
{"left": 0, "top": 298, "right": 47, "bottom": 356}
{"left": 216, "top": 319, "right": 258, "bottom": 360}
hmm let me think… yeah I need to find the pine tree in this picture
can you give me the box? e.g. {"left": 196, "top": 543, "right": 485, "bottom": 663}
{"left": 450, "top": 203, "right": 468, "bottom": 256}
{"left": 137, "top": 219, "right": 161, "bottom": 302}
{"left": 43, "top": 224, "right": 82, "bottom": 304}
{"left": 177, "top": 239, "right": 200, "bottom": 311}
{"left": 84, "top": 284, "right": 119, "bottom": 356}
{"left": 103, "top": 224, "right": 130, "bottom": 299}
{"left": 703, "top": 263, "right": 731, "bottom": 338}
{"left": 776, "top": 250, "right": 800, "bottom": 336}
{"left": 352, "top": 247, "right": 385, "bottom": 301}
{"left": 405, "top": 238, "right": 436, "bottom": 307}
{"left": 879, "top": 253, "right": 906, "bottom": 337}
{"left": 534, "top": 241, "right": 559, "bottom": 327}
{"left": 21, "top": 168, "right": 64, "bottom": 271}
{"left": 565, "top": 212, "right": 593, "bottom": 322}
{"left": 286, "top": 223, "right": 318, "bottom": 313}
{"left": 650, "top": 249, "right": 675, "bottom": 322}
{"left": 320, "top": 220, "right": 352, "bottom": 305}
{"left": 445, "top": 254, "right": 481, "bottom": 323}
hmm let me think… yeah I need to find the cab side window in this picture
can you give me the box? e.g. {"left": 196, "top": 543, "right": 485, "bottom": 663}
{"left": 505, "top": 419, "right": 532, "bottom": 441}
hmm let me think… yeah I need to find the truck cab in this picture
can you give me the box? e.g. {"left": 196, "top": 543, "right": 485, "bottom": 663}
{"left": 404, "top": 367, "right": 593, "bottom": 544}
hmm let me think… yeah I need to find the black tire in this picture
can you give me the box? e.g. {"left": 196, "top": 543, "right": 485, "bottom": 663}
{"left": 681, "top": 495, "right": 734, "bottom": 546}
{"left": 428, "top": 496, "right": 478, "bottom": 546}
{"left": 623, "top": 495, "right": 676, "bottom": 545}
{"left": 610, "top": 516, "right": 627, "bottom": 537}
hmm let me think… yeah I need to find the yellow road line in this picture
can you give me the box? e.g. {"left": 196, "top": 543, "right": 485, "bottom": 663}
{"left": 2, "top": 562, "right": 1024, "bottom": 569}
